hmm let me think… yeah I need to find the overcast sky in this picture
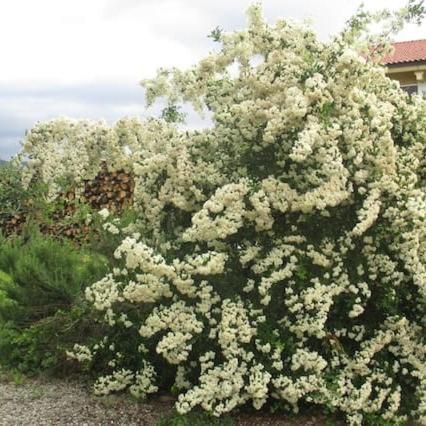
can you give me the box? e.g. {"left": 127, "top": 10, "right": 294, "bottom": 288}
{"left": 0, "top": 0, "right": 425, "bottom": 159}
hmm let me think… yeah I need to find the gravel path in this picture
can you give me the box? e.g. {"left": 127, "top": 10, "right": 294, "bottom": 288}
{"left": 0, "top": 378, "right": 172, "bottom": 426}
{"left": 0, "top": 376, "right": 333, "bottom": 426}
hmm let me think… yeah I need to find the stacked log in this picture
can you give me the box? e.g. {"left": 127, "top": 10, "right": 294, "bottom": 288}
{"left": 82, "top": 164, "right": 134, "bottom": 212}
{"left": 2, "top": 213, "right": 26, "bottom": 236}
{"left": 1, "top": 164, "right": 134, "bottom": 239}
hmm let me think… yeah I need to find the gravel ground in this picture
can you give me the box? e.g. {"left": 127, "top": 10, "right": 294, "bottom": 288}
{"left": 0, "top": 375, "right": 334, "bottom": 426}
{"left": 0, "top": 377, "right": 173, "bottom": 426}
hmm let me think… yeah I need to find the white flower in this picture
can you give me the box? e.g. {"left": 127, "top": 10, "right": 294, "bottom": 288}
{"left": 98, "top": 208, "right": 110, "bottom": 220}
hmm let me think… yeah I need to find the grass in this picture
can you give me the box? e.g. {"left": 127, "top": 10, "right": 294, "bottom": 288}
{"left": 157, "top": 410, "right": 234, "bottom": 426}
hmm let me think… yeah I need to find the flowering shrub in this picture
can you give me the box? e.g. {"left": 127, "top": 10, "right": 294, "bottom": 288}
{"left": 23, "top": 4, "right": 426, "bottom": 425}
{"left": 18, "top": 117, "right": 147, "bottom": 199}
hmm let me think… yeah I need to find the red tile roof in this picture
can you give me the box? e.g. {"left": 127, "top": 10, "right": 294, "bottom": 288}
{"left": 382, "top": 39, "right": 426, "bottom": 65}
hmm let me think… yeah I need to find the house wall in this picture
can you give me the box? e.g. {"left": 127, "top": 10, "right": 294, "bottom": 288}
{"left": 385, "top": 63, "right": 426, "bottom": 95}
{"left": 387, "top": 71, "right": 417, "bottom": 85}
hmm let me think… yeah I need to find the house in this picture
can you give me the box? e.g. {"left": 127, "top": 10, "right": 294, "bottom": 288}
{"left": 382, "top": 39, "right": 426, "bottom": 96}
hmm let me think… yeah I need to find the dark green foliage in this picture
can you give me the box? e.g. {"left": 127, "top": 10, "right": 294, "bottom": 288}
{"left": 0, "top": 304, "right": 101, "bottom": 374}
{"left": 363, "top": 413, "right": 405, "bottom": 426}
{"left": 0, "top": 233, "right": 108, "bottom": 325}
{"left": 161, "top": 104, "right": 187, "bottom": 124}
{"left": 157, "top": 410, "right": 234, "bottom": 426}
{"left": 0, "top": 233, "right": 108, "bottom": 373}
{"left": 208, "top": 26, "right": 223, "bottom": 42}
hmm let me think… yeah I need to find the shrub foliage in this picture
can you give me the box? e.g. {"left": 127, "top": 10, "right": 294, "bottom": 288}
{"left": 9, "top": 4, "right": 426, "bottom": 425}
{"left": 0, "top": 233, "right": 108, "bottom": 372}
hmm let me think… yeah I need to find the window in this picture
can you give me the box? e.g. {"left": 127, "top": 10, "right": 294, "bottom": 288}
{"left": 400, "top": 84, "right": 418, "bottom": 95}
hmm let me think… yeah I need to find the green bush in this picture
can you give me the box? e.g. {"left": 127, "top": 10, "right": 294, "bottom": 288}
{"left": 0, "top": 233, "right": 107, "bottom": 323}
{"left": 0, "top": 304, "right": 103, "bottom": 374}
{"left": 157, "top": 410, "right": 234, "bottom": 426}
{"left": 0, "top": 233, "right": 108, "bottom": 373}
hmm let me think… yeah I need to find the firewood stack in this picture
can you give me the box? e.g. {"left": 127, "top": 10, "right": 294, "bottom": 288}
{"left": 1, "top": 163, "right": 134, "bottom": 239}
{"left": 82, "top": 164, "right": 134, "bottom": 212}
{"left": 2, "top": 213, "right": 26, "bottom": 236}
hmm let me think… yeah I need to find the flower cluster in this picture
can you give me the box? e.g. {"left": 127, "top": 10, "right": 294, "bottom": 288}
{"left": 25, "top": 4, "right": 426, "bottom": 425}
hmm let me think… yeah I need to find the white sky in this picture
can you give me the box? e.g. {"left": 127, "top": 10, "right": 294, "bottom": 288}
{"left": 0, "top": 0, "right": 425, "bottom": 158}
